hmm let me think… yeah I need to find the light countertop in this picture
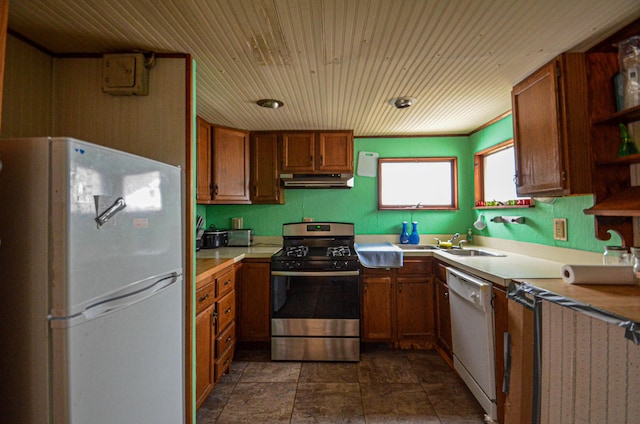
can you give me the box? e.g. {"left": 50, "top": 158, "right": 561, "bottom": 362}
{"left": 195, "top": 239, "right": 639, "bottom": 323}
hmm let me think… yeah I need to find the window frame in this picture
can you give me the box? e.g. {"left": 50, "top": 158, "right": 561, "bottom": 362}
{"left": 474, "top": 139, "right": 530, "bottom": 207}
{"left": 377, "top": 157, "right": 459, "bottom": 210}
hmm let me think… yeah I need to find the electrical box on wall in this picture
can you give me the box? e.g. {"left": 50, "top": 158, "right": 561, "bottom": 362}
{"left": 102, "top": 53, "right": 149, "bottom": 96}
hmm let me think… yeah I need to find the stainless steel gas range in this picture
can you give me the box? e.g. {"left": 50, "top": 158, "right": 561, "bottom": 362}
{"left": 271, "top": 222, "right": 360, "bottom": 361}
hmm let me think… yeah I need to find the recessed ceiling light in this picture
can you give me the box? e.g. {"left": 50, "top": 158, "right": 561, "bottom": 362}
{"left": 389, "top": 97, "right": 416, "bottom": 109}
{"left": 256, "top": 99, "right": 284, "bottom": 109}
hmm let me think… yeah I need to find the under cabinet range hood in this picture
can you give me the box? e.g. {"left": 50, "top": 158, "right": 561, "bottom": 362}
{"left": 280, "top": 173, "right": 354, "bottom": 189}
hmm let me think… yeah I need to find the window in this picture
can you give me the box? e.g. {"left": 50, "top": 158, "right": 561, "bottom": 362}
{"left": 474, "top": 140, "right": 528, "bottom": 206}
{"left": 378, "top": 157, "right": 458, "bottom": 210}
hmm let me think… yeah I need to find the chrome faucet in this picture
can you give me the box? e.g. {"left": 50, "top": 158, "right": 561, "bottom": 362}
{"left": 448, "top": 232, "right": 460, "bottom": 244}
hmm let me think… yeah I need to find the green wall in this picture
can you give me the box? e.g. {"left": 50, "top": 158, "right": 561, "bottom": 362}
{"left": 469, "top": 115, "right": 620, "bottom": 253}
{"left": 200, "top": 115, "right": 620, "bottom": 253}
{"left": 201, "top": 135, "right": 474, "bottom": 240}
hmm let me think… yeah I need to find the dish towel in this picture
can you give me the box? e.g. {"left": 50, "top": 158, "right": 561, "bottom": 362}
{"left": 355, "top": 242, "right": 403, "bottom": 268}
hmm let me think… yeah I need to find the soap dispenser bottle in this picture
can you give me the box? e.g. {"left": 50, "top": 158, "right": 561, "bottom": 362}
{"left": 466, "top": 228, "right": 473, "bottom": 244}
{"left": 400, "top": 221, "right": 410, "bottom": 244}
{"left": 408, "top": 221, "right": 420, "bottom": 244}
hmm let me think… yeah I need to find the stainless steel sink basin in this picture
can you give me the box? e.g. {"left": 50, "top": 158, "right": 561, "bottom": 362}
{"left": 396, "top": 244, "right": 439, "bottom": 250}
{"left": 443, "top": 249, "right": 505, "bottom": 257}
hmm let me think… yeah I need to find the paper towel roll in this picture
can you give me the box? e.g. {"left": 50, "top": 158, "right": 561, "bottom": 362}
{"left": 561, "top": 264, "right": 637, "bottom": 285}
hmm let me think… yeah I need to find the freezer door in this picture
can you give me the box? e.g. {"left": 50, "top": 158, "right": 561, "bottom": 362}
{"left": 50, "top": 275, "right": 184, "bottom": 424}
{"left": 49, "top": 138, "right": 183, "bottom": 317}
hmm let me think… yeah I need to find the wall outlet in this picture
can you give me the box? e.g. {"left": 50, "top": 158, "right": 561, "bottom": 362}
{"left": 554, "top": 218, "right": 567, "bottom": 241}
{"left": 303, "top": 217, "right": 314, "bottom": 222}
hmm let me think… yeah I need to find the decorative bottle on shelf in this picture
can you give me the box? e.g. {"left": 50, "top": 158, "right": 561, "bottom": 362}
{"left": 408, "top": 221, "right": 420, "bottom": 244}
{"left": 400, "top": 221, "right": 410, "bottom": 244}
{"left": 617, "top": 123, "right": 639, "bottom": 157}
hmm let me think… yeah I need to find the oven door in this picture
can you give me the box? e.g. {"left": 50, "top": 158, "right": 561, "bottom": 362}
{"left": 271, "top": 270, "right": 360, "bottom": 361}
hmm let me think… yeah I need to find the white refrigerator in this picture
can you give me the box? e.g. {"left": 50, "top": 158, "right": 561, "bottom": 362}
{"left": 0, "top": 137, "right": 185, "bottom": 423}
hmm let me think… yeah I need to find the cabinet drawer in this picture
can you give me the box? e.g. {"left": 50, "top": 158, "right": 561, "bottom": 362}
{"left": 215, "top": 341, "right": 235, "bottom": 381}
{"left": 216, "top": 321, "right": 236, "bottom": 357}
{"left": 397, "top": 258, "right": 432, "bottom": 275}
{"left": 216, "top": 290, "right": 236, "bottom": 333}
{"left": 195, "top": 282, "right": 216, "bottom": 315}
{"left": 435, "top": 261, "right": 447, "bottom": 282}
{"left": 216, "top": 267, "right": 235, "bottom": 297}
{"left": 360, "top": 266, "right": 391, "bottom": 276}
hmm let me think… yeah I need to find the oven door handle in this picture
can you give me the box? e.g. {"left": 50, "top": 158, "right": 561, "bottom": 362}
{"left": 271, "top": 270, "right": 360, "bottom": 277}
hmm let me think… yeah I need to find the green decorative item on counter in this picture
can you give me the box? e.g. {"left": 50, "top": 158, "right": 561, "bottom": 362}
{"left": 617, "top": 123, "right": 639, "bottom": 156}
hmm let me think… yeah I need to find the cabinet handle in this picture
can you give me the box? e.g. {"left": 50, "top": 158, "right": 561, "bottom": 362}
{"left": 226, "top": 336, "right": 232, "bottom": 342}
{"left": 224, "top": 358, "right": 230, "bottom": 365}
{"left": 444, "top": 291, "right": 448, "bottom": 298}
{"left": 198, "top": 293, "right": 210, "bottom": 303}
{"left": 214, "top": 184, "right": 219, "bottom": 195}
{"left": 363, "top": 282, "right": 367, "bottom": 292}
{"left": 398, "top": 282, "right": 403, "bottom": 292}
{"left": 225, "top": 306, "right": 232, "bottom": 314}
{"left": 212, "top": 311, "right": 218, "bottom": 326}
{"left": 223, "top": 279, "right": 231, "bottom": 286}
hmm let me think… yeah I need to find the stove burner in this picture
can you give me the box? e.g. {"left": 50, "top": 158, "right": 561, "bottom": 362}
{"left": 285, "top": 246, "right": 309, "bottom": 257}
{"left": 326, "top": 246, "right": 352, "bottom": 257}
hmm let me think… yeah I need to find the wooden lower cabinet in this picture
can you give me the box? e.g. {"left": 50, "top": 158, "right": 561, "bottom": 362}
{"left": 504, "top": 289, "right": 535, "bottom": 424}
{"left": 195, "top": 263, "right": 237, "bottom": 410}
{"left": 434, "top": 261, "right": 452, "bottom": 361}
{"left": 361, "top": 274, "right": 394, "bottom": 341}
{"left": 361, "top": 257, "right": 435, "bottom": 348}
{"left": 237, "top": 258, "right": 271, "bottom": 343}
{"left": 493, "top": 284, "right": 509, "bottom": 424}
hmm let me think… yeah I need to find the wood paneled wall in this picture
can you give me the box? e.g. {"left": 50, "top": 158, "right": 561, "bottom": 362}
{"left": 540, "top": 300, "right": 640, "bottom": 423}
{"left": 53, "top": 57, "right": 186, "bottom": 168}
{"left": 1, "top": 35, "right": 53, "bottom": 137}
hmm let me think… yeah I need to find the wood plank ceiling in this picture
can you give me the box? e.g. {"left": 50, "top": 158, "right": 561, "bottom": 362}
{"left": 7, "top": 0, "right": 640, "bottom": 136}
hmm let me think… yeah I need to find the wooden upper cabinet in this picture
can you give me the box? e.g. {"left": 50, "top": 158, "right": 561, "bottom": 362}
{"left": 511, "top": 53, "right": 591, "bottom": 197}
{"left": 318, "top": 131, "right": 354, "bottom": 173}
{"left": 281, "top": 130, "right": 353, "bottom": 174}
{"left": 196, "top": 117, "right": 213, "bottom": 202}
{"left": 281, "top": 132, "right": 316, "bottom": 173}
{"left": 251, "top": 132, "right": 284, "bottom": 204}
{"left": 211, "top": 126, "right": 251, "bottom": 204}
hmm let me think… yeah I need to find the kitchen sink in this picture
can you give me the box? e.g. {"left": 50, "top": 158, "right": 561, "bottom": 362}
{"left": 443, "top": 249, "right": 505, "bottom": 257}
{"left": 397, "top": 244, "right": 439, "bottom": 250}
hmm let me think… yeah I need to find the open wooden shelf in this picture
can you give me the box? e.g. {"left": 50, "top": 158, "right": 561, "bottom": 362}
{"left": 584, "top": 186, "right": 640, "bottom": 217}
{"left": 593, "top": 104, "right": 640, "bottom": 126}
{"left": 595, "top": 152, "right": 640, "bottom": 166}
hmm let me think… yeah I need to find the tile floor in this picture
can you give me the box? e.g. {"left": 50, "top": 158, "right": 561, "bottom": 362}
{"left": 196, "top": 345, "right": 487, "bottom": 423}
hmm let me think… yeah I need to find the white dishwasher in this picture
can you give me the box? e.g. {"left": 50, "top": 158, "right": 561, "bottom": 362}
{"left": 447, "top": 267, "right": 497, "bottom": 421}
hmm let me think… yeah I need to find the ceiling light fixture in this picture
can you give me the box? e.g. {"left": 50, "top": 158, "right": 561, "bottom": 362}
{"left": 256, "top": 98, "right": 284, "bottom": 109}
{"left": 389, "top": 97, "right": 416, "bottom": 109}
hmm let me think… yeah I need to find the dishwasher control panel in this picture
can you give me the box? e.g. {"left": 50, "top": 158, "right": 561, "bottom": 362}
{"left": 446, "top": 267, "right": 492, "bottom": 312}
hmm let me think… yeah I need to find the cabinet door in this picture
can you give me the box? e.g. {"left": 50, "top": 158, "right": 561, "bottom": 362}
{"left": 504, "top": 296, "right": 534, "bottom": 424}
{"left": 251, "top": 132, "right": 284, "bottom": 204}
{"left": 281, "top": 132, "right": 315, "bottom": 173}
{"left": 237, "top": 260, "right": 271, "bottom": 342}
{"left": 196, "top": 117, "right": 212, "bottom": 202}
{"left": 512, "top": 60, "right": 565, "bottom": 196}
{"left": 361, "top": 275, "right": 393, "bottom": 341}
{"left": 435, "top": 277, "right": 452, "bottom": 358}
{"left": 212, "top": 126, "right": 251, "bottom": 204}
{"left": 317, "top": 131, "right": 354, "bottom": 173}
{"left": 493, "top": 285, "right": 508, "bottom": 424}
{"left": 195, "top": 304, "right": 215, "bottom": 408}
{"left": 396, "top": 277, "right": 435, "bottom": 340}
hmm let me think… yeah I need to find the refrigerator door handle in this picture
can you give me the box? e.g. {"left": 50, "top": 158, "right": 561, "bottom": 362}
{"left": 95, "top": 197, "right": 126, "bottom": 228}
{"left": 82, "top": 272, "right": 181, "bottom": 321}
